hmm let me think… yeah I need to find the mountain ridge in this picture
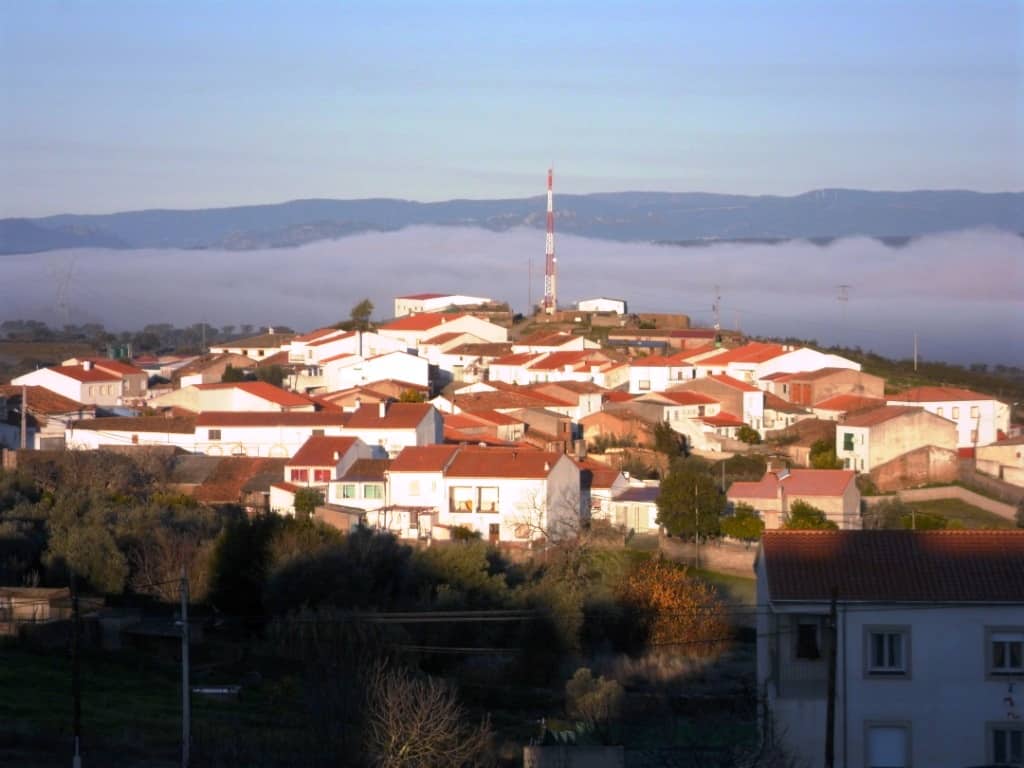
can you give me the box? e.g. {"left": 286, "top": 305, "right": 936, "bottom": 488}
{"left": 2, "top": 189, "right": 1021, "bottom": 255}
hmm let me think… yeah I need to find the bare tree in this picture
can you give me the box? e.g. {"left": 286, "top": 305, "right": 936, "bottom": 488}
{"left": 364, "top": 662, "right": 492, "bottom": 768}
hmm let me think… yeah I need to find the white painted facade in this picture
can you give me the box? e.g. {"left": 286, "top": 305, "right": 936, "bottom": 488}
{"left": 393, "top": 294, "right": 493, "bottom": 317}
{"left": 628, "top": 361, "right": 696, "bottom": 394}
{"left": 576, "top": 297, "right": 627, "bottom": 314}
{"left": 66, "top": 424, "right": 197, "bottom": 451}
{"left": 12, "top": 367, "right": 122, "bottom": 407}
{"left": 886, "top": 395, "right": 1010, "bottom": 449}
{"left": 378, "top": 315, "right": 508, "bottom": 351}
{"left": 757, "top": 560, "right": 1024, "bottom": 767}
{"left": 754, "top": 348, "right": 861, "bottom": 382}
{"left": 196, "top": 422, "right": 348, "bottom": 458}
{"left": 322, "top": 351, "right": 430, "bottom": 392}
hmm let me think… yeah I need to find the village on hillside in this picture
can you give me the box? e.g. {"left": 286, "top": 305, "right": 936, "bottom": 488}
{"left": 1, "top": 293, "right": 1023, "bottom": 767}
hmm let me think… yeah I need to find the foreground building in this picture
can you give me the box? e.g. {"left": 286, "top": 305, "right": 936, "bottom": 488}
{"left": 757, "top": 530, "right": 1024, "bottom": 768}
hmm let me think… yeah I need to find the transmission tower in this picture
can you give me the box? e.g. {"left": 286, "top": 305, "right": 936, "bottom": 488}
{"left": 542, "top": 168, "right": 557, "bottom": 314}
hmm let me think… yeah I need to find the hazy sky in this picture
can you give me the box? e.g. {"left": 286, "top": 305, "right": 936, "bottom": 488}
{"left": 1, "top": 1, "right": 1021, "bottom": 217}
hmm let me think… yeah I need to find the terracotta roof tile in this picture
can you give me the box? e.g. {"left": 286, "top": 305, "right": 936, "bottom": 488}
{"left": 397, "top": 292, "right": 448, "bottom": 300}
{"left": 344, "top": 402, "right": 433, "bottom": 430}
{"left": 841, "top": 405, "right": 922, "bottom": 427}
{"left": 701, "top": 411, "right": 745, "bottom": 427}
{"left": 762, "top": 530, "right": 1024, "bottom": 602}
{"left": 708, "top": 374, "right": 761, "bottom": 392}
{"left": 196, "top": 381, "right": 314, "bottom": 408}
{"left": 195, "top": 411, "right": 350, "bottom": 428}
{"left": 380, "top": 312, "right": 467, "bottom": 332}
{"left": 696, "top": 342, "right": 786, "bottom": 366}
{"left": 193, "top": 457, "right": 287, "bottom": 503}
{"left": 72, "top": 415, "right": 196, "bottom": 434}
{"left": 53, "top": 365, "right": 120, "bottom": 383}
{"left": 389, "top": 445, "right": 460, "bottom": 472}
{"left": 813, "top": 394, "right": 886, "bottom": 412}
{"left": 445, "top": 447, "right": 565, "bottom": 479}
{"left": 287, "top": 436, "right": 360, "bottom": 467}
{"left": 0, "top": 385, "right": 88, "bottom": 414}
{"left": 889, "top": 386, "right": 998, "bottom": 403}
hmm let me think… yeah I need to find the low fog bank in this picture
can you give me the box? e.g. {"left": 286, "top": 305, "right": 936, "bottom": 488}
{"left": 2, "top": 227, "right": 1021, "bottom": 365}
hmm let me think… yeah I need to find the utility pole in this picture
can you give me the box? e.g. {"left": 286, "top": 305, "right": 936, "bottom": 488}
{"left": 694, "top": 482, "right": 701, "bottom": 570}
{"left": 20, "top": 385, "right": 27, "bottom": 449}
{"left": 180, "top": 567, "right": 190, "bottom": 768}
{"left": 913, "top": 332, "right": 918, "bottom": 372}
{"left": 825, "top": 586, "right": 838, "bottom": 768}
{"left": 71, "top": 570, "right": 82, "bottom": 768}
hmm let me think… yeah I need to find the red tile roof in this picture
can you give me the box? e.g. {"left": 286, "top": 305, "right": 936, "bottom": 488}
{"left": 0, "top": 385, "right": 88, "bottom": 414}
{"left": 344, "top": 402, "right": 433, "bottom": 430}
{"left": 389, "top": 445, "right": 460, "bottom": 472}
{"left": 528, "top": 351, "right": 607, "bottom": 371}
{"left": 841, "top": 405, "right": 923, "bottom": 428}
{"left": 515, "top": 330, "right": 576, "bottom": 347}
{"left": 87, "top": 359, "right": 148, "bottom": 377}
{"left": 287, "top": 436, "right": 360, "bottom": 467}
{"left": 813, "top": 394, "right": 886, "bottom": 412}
{"left": 71, "top": 415, "right": 197, "bottom": 434}
{"left": 380, "top": 312, "right": 466, "bottom": 332}
{"left": 491, "top": 352, "right": 542, "bottom": 367}
{"left": 604, "top": 390, "right": 635, "bottom": 403}
{"left": 397, "top": 292, "right": 448, "bottom": 300}
{"left": 446, "top": 447, "right": 565, "bottom": 479}
{"left": 319, "top": 352, "right": 356, "bottom": 365}
{"left": 697, "top": 342, "right": 786, "bottom": 367}
{"left": 421, "top": 332, "right": 466, "bottom": 346}
{"left": 762, "top": 530, "right": 1024, "bottom": 603}
{"left": 659, "top": 391, "right": 719, "bottom": 406}
{"left": 889, "top": 386, "right": 997, "bottom": 403}
{"left": 193, "top": 457, "right": 288, "bottom": 503}
{"left": 291, "top": 327, "right": 340, "bottom": 343}
{"left": 195, "top": 411, "right": 351, "bottom": 428}
{"left": 575, "top": 459, "right": 624, "bottom": 490}
{"left": 701, "top": 411, "right": 745, "bottom": 427}
{"left": 53, "top": 365, "right": 120, "bottom": 383}
{"left": 338, "top": 458, "right": 389, "bottom": 482}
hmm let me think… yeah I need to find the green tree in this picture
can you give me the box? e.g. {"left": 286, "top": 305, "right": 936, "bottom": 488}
{"left": 721, "top": 503, "right": 765, "bottom": 546}
{"left": 736, "top": 425, "right": 762, "bottom": 445}
{"left": 254, "top": 364, "right": 285, "bottom": 387}
{"left": 809, "top": 438, "right": 843, "bottom": 469}
{"left": 653, "top": 421, "right": 685, "bottom": 457}
{"left": 294, "top": 488, "right": 324, "bottom": 520}
{"left": 565, "top": 668, "right": 624, "bottom": 743}
{"left": 348, "top": 298, "right": 375, "bottom": 331}
{"left": 783, "top": 500, "right": 839, "bottom": 530}
{"left": 221, "top": 364, "right": 247, "bottom": 383}
{"left": 656, "top": 459, "right": 723, "bottom": 539}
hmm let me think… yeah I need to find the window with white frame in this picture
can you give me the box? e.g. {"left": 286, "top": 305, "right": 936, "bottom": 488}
{"left": 990, "top": 723, "right": 1023, "bottom": 766}
{"left": 971, "top": 405, "right": 980, "bottom": 418}
{"left": 363, "top": 484, "right": 383, "bottom": 499}
{"left": 794, "top": 616, "right": 823, "bottom": 660}
{"left": 866, "top": 723, "right": 909, "bottom": 768}
{"left": 341, "top": 484, "right": 357, "bottom": 499}
{"left": 478, "top": 486, "right": 499, "bottom": 512}
{"left": 866, "top": 627, "right": 909, "bottom": 677}
{"left": 989, "top": 629, "right": 1024, "bottom": 677}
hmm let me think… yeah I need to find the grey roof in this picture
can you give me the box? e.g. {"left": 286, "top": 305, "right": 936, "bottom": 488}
{"left": 170, "top": 455, "right": 223, "bottom": 484}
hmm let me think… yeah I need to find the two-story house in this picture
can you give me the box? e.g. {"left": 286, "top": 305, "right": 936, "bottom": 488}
{"left": 727, "top": 468, "right": 861, "bottom": 529}
{"left": 887, "top": 386, "right": 1011, "bottom": 450}
{"left": 757, "top": 530, "right": 1024, "bottom": 768}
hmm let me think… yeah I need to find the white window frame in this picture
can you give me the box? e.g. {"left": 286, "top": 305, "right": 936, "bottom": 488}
{"left": 988, "top": 722, "right": 1023, "bottom": 767}
{"left": 864, "top": 626, "right": 910, "bottom": 679}
{"left": 988, "top": 628, "right": 1024, "bottom": 679}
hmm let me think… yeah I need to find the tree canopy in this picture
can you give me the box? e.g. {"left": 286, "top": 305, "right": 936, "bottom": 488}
{"left": 783, "top": 499, "right": 839, "bottom": 530}
{"left": 655, "top": 458, "right": 723, "bottom": 539}
{"left": 721, "top": 503, "right": 765, "bottom": 545}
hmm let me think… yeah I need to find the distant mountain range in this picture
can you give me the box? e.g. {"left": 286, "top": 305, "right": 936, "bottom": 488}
{"left": 2, "top": 189, "right": 1021, "bottom": 254}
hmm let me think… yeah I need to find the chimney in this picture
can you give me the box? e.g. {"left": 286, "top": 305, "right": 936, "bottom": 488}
{"left": 82, "top": 361, "right": 92, "bottom": 372}
{"left": 269, "top": 327, "right": 275, "bottom": 335}
{"left": 378, "top": 401, "right": 387, "bottom": 418}
{"left": 543, "top": 461, "right": 550, "bottom": 472}
{"left": 333, "top": 451, "right": 340, "bottom": 461}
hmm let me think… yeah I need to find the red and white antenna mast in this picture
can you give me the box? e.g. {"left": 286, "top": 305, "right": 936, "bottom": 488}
{"left": 542, "top": 167, "right": 557, "bottom": 314}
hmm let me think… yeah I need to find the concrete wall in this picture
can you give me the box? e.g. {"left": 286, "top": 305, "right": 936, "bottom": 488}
{"left": 869, "top": 445, "right": 959, "bottom": 491}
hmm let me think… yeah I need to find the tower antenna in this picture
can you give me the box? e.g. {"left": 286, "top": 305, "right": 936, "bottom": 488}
{"left": 542, "top": 168, "right": 557, "bottom": 315}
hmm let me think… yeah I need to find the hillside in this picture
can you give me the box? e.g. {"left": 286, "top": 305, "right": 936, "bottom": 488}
{"left": 2, "top": 189, "right": 1021, "bottom": 254}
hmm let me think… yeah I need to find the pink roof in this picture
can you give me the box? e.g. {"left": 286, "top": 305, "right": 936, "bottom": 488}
{"left": 701, "top": 411, "right": 745, "bottom": 427}
{"left": 389, "top": 444, "right": 460, "bottom": 472}
{"left": 729, "top": 469, "right": 855, "bottom": 499}
{"left": 53, "top": 365, "right": 119, "bottom": 383}
{"left": 842, "top": 405, "right": 923, "bottom": 427}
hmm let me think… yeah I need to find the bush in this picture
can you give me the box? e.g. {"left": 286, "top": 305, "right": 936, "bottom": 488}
{"left": 450, "top": 525, "right": 482, "bottom": 542}
{"left": 736, "top": 425, "right": 762, "bottom": 445}
{"left": 721, "top": 504, "right": 765, "bottom": 546}
{"left": 782, "top": 500, "right": 838, "bottom": 530}
{"left": 565, "top": 668, "right": 624, "bottom": 742}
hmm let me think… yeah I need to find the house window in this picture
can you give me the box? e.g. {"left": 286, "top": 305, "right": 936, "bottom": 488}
{"left": 865, "top": 627, "right": 909, "bottom": 677}
{"left": 312, "top": 429, "right": 325, "bottom": 437}
{"left": 478, "top": 487, "right": 499, "bottom": 512}
{"left": 951, "top": 406, "right": 960, "bottom": 419}
{"left": 363, "top": 484, "right": 383, "bottom": 499}
{"left": 971, "top": 405, "right": 980, "bottom": 418}
{"left": 208, "top": 429, "right": 222, "bottom": 440}
{"left": 936, "top": 407, "right": 944, "bottom": 417}
{"left": 408, "top": 479, "right": 421, "bottom": 496}
{"left": 313, "top": 469, "right": 331, "bottom": 483}
{"left": 795, "top": 617, "right": 823, "bottom": 660}
{"left": 989, "top": 724, "right": 1023, "bottom": 766}
{"left": 989, "top": 629, "right": 1024, "bottom": 677}
{"left": 290, "top": 469, "right": 309, "bottom": 483}
{"left": 843, "top": 432, "right": 855, "bottom": 451}
{"left": 341, "top": 484, "right": 357, "bottom": 499}
{"left": 450, "top": 486, "right": 475, "bottom": 513}
{"left": 638, "top": 379, "right": 650, "bottom": 391}
{"left": 866, "top": 723, "right": 909, "bottom": 768}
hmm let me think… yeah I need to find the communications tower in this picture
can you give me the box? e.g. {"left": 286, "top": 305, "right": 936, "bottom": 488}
{"left": 542, "top": 168, "right": 557, "bottom": 314}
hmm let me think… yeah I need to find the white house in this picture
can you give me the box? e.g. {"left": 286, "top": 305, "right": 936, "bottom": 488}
{"left": 628, "top": 353, "right": 696, "bottom": 394}
{"left": 607, "top": 485, "right": 661, "bottom": 533}
{"left": 836, "top": 405, "right": 958, "bottom": 472}
{"left": 208, "top": 330, "right": 294, "bottom": 361}
{"left": 377, "top": 313, "right": 508, "bottom": 351}
{"left": 393, "top": 293, "right": 493, "bottom": 317}
{"left": 757, "top": 530, "right": 1024, "bottom": 768}
{"left": 576, "top": 297, "right": 627, "bottom": 314}
{"left": 193, "top": 411, "right": 351, "bottom": 457}
{"left": 511, "top": 331, "right": 599, "bottom": 354}
{"left": 340, "top": 402, "right": 442, "bottom": 458}
{"left": 269, "top": 435, "right": 371, "bottom": 514}
{"left": 151, "top": 381, "right": 316, "bottom": 413}
{"left": 694, "top": 342, "right": 859, "bottom": 384}
{"left": 12, "top": 359, "right": 149, "bottom": 407}
{"left": 322, "top": 351, "right": 429, "bottom": 393}
{"left": 0, "top": 385, "right": 95, "bottom": 450}
{"left": 887, "top": 386, "right": 1011, "bottom": 449}
{"left": 66, "top": 415, "right": 198, "bottom": 451}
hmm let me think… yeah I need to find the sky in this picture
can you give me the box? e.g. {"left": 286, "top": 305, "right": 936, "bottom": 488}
{"left": 1, "top": 0, "right": 1021, "bottom": 217}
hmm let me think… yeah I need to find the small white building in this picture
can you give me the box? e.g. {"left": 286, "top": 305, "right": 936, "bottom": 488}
{"left": 377, "top": 312, "right": 508, "bottom": 352}
{"left": 576, "top": 297, "right": 627, "bottom": 314}
{"left": 322, "top": 350, "right": 429, "bottom": 393}
{"left": 628, "top": 353, "right": 696, "bottom": 394}
{"left": 393, "top": 293, "right": 494, "bottom": 318}
{"left": 66, "top": 415, "right": 198, "bottom": 451}
{"left": 836, "top": 405, "right": 958, "bottom": 472}
{"left": 12, "top": 359, "right": 149, "bottom": 407}
{"left": 757, "top": 530, "right": 1024, "bottom": 768}
{"left": 208, "top": 330, "right": 294, "bottom": 361}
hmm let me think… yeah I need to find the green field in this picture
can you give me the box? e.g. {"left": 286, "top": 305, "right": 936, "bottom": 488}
{"left": 904, "top": 498, "right": 1015, "bottom": 529}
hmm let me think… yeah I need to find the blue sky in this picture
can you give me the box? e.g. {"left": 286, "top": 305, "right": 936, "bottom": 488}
{"left": 1, "top": 0, "right": 1020, "bottom": 216}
